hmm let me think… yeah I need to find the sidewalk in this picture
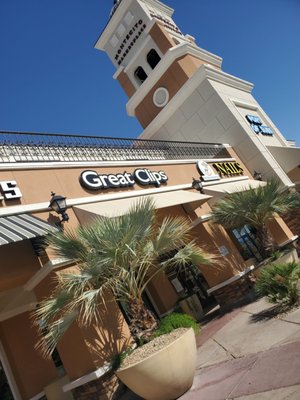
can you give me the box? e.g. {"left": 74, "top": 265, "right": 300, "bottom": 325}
{"left": 180, "top": 297, "right": 300, "bottom": 399}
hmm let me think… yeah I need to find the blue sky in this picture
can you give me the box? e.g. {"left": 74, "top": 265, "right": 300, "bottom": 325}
{"left": 1, "top": 0, "right": 300, "bottom": 145}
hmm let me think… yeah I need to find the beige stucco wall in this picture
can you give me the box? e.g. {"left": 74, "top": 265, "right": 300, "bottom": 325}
{"left": 0, "top": 312, "right": 58, "bottom": 399}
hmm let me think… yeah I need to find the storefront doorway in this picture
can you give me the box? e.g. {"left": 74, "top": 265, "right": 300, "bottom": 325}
{"left": 168, "top": 265, "right": 217, "bottom": 313}
{"left": 0, "top": 361, "right": 13, "bottom": 400}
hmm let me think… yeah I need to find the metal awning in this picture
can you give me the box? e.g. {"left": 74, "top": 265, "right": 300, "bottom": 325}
{"left": 0, "top": 213, "right": 58, "bottom": 246}
{"left": 73, "top": 190, "right": 211, "bottom": 221}
{"left": 267, "top": 146, "right": 300, "bottom": 173}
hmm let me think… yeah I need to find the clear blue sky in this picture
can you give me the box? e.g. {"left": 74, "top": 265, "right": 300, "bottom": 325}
{"left": 1, "top": 0, "right": 299, "bottom": 145}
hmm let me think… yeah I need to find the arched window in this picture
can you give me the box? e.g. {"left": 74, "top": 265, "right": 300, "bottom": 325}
{"left": 134, "top": 66, "right": 148, "bottom": 85}
{"left": 147, "top": 49, "right": 161, "bottom": 69}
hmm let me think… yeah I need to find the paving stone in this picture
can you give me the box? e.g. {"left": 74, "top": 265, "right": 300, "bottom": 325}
{"left": 196, "top": 338, "right": 233, "bottom": 369}
{"left": 241, "top": 297, "right": 272, "bottom": 314}
{"left": 230, "top": 342, "right": 300, "bottom": 398}
{"left": 232, "top": 384, "right": 300, "bottom": 399}
{"left": 279, "top": 307, "right": 300, "bottom": 325}
{"left": 180, "top": 354, "right": 258, "bottom": 400}
{"left": 213, "top": 311, "right": 300, "bottom": 358}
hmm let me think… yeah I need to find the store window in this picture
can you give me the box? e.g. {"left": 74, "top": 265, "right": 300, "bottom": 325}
{"left": 147, "top": 49, "right": 161, "bottom": 69}
{"left": 231, "top": 225, "right": 263, "bottom": 261}
{"left": 134, "top": 66, "right": 148, "bottom": 85}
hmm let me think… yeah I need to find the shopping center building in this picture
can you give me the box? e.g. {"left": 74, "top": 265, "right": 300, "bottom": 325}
{"left": 0, "top": 0, "right": 299, "bottom": 399}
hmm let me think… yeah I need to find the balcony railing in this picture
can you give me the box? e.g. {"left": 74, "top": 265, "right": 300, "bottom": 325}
{"left": 0, "top": 131, "right": 230, "bottom": 164}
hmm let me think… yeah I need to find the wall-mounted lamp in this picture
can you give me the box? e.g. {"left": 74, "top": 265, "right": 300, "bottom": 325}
{"left": 192, "top": 177, "right": 204, "bottom": 194}
{"left": 49, "top": 192, "right": 69, "bottom": 225}
{"left": 253, "top": 171, "right": 262, "bottom": 181}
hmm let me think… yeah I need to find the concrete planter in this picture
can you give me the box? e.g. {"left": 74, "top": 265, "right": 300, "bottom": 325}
{"left": 254, "top": 248, "right": 299, "bottom": 278}
{"left": 116, "top": 328, "right": 197, "bottom": 400}
{"left": 179, "top": 294, "right": 204, "bottom": 321}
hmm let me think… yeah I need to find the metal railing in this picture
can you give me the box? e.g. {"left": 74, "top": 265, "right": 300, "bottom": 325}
{"left": 0, "top": 131, "right": 230, "bottom": 164}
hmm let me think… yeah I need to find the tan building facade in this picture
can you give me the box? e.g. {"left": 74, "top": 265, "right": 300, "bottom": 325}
{"left": 0, "top": 0, "right": 298, "bottom": 398}
{"left": 0, "top": 135, "right": 296, "bottom": 399}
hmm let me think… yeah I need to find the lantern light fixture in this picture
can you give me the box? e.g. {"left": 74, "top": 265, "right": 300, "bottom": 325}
{"left": 49, "top": 192, "right": 69, "bottom": 224}
{"left": 192, "top": 178, "right": 204, "bottom": 194}
{"left": 253, "top": 171, "right": 262, "bottom": 181}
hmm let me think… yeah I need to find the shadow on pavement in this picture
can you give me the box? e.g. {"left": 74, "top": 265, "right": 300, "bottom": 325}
{"left": 249, "top": 303, "right": 293, "bottom": 323}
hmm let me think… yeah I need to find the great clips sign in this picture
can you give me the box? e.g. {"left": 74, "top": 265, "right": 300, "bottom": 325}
{"left": 80, "top": 169, "right": 168, "bottom": 191}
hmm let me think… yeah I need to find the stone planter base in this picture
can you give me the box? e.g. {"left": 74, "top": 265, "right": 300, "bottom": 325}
{"left": 71, "top": 371, "right": 124, "bottom": 400}
{"left": 213, "top": 276, "right": 256, "bottom": 311}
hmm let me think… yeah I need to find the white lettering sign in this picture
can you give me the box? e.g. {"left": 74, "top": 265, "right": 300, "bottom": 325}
{"left": 0, "top": 180, "right": 22, "bottom": 200}
{"left": 80, "top": 169, "right": 168, "bottom": 191}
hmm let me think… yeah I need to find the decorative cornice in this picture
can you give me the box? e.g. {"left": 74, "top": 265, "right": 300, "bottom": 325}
{"left": 140, "top": 64, "right": 253, "bottom": 139}
{"left": 0, "top": 157, "right": 233, "bottom": 171}
{"left": 126, "top": 43, "right": 223, "bottom": 116}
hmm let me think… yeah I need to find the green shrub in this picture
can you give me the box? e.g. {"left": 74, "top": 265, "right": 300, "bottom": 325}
{"left": 269, "top": 250, "right": 284, "bottom": 261}
{"left": 255, "top": 261, "right": 300, "bottom": 306}
{"left": 110, "top": 348, "right": 133, "bottom": 371}
{"left": 152, "top": 313, "right": 200, "bottom": 338}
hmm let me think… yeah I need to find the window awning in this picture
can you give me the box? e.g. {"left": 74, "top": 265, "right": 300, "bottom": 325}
{"left": 0, "top": 213, "right": 58, "bottom": 246}
{"left": 73, "top": 190, "right": 211, "bottom": 221}
{"left": 204, "top": 179, "right": 266, "bottom": 205}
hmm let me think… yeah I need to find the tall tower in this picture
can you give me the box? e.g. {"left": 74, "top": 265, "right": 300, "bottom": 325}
{"left": 96, "top": 0, "right": 299, "bottom": 188}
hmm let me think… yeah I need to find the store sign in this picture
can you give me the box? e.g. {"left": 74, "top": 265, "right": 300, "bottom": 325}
{"left": 197, "top": 161, "right": 220, "bottom": 181}
{"left": 213, "top": 162, "right": 244, "bottom": 176}
{"left": 80, "top": 169, "right": 168, "bottom": 191}
{"left": 0, "top": 180, "right": 22, "bottom": 201}
{"left": 114, "top": 19, "right": 147, "bottom": 65}
{"left": 149, "top": 12, "right": 182, "bottom": 35}
{"left": 246, "top": 115, "right": 273, "bottom": 136}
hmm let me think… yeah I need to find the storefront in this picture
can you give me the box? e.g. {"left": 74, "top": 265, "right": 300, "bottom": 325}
{"left": 0, "top": 0, "right": 298, "bottom": 398}
{"left": 0, "top": 133, "right": 296, "bottom": 399}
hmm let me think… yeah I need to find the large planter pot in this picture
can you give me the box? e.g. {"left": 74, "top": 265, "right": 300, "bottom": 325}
{"left": 116, "top": 328, "right": 197, "bottom": 400}
{"left": 179, "top": 294, "right": 204, "bottom": 321}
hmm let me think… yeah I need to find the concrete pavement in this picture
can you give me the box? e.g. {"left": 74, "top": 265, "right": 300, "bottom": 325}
{"left": 180, "top": 298, "right": 300, "bottom": 400}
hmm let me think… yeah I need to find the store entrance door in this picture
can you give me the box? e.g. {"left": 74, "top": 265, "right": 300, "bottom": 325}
{"left": 0, "top": 361, "right": 13, "bottom": 400}
{"left": 169, "top": 265, "right": 217, "bottom": 313}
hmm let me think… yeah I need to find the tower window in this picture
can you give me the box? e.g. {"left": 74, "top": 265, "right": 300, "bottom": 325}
{"left": 147, "top": 49, "right": 161, "bottom": 69}
{"left": 134, "top": 66, "right": 148, "bottom": 85}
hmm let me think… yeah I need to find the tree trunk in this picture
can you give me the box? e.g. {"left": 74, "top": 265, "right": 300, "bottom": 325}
{"left": 127, "top": 298, "right": 158, "bottom": 344}
{"left": 256, "top": 224, "right": 276, "bottom": 259}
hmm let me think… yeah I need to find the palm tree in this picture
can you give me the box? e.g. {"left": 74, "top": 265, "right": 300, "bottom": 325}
{"left": 34, "top": 198, "right": 212, "bottom": 356}
{"left": 211, "top": 179, "right": 300, "bottom": 259}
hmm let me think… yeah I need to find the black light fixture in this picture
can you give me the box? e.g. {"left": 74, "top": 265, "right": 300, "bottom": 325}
{"left": 49, "top": 192, "right": 69, "bottom": 224}
{"left": 253, "top": 171, "right": 262, "bottom": 181}
{"left": 192, "top": 177, "right": 204, "bottom": 194}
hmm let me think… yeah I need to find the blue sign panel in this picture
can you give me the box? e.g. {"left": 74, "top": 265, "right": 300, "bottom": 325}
{"left": 245, "top": 114, "right": 273, "bottom": 136}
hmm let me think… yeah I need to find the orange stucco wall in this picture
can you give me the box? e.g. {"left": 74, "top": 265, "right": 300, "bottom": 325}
{"left": 0, "top": 240, "right": 41, "bottom": 292}
{"left": 135, "top": 54, "right": 202, "bottom": 128}
{"left": 0, "top": 312, "right": 58, "bottom": 399}
{"left": 267, "top": 215, "right": 295, "bottom": 245}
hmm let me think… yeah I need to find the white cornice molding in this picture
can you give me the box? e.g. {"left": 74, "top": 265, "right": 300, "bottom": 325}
{"left": 24, "top": 259, "right": 71, "bottom": 291}
{"left": 126, "top": 44, "right": 223, "bottom": 116}
{"left": 139, "top": 64, "right": 254, "bottom": 139}
{"left": 0, "top": 157, "right": 233, "bottom": 171}
{"left": 0, "top": 175, "right": 247, "bottom": 217}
